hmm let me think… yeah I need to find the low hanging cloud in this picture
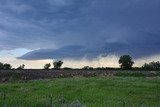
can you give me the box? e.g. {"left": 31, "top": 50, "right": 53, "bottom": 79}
{"left": 0, "top": 0, "right": 160, "bottom": 60}
{"left": 18, "top": 42, "right": 130, "bottom": 60}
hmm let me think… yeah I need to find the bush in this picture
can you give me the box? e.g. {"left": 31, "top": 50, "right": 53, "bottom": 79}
{"left": 142, "top": 61, "right": 160, "bottom": 71}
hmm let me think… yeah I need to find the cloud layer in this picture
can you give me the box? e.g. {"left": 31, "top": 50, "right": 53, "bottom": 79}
{"left": 0, "top": 0, "right": 160, "bottom": 60}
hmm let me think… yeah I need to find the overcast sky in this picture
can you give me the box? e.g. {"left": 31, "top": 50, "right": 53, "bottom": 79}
{"left": 0, "top": 0, "right": 160, "bottom": 68}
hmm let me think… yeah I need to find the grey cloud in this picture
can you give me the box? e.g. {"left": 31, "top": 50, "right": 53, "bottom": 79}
{"left": 0, "top": 0, "right": 160, "bottom": 60}
{"left": 18, "top": 45, "right": 87, "bottom": 60}
{"left": 0, "top": 0, "right": 32, "bottom": 13}
{"left": 18, "top": 42, "right": 130, "bottom": 60}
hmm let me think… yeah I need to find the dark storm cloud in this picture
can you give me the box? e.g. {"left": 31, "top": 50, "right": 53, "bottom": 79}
{"left": 18, "top": 45, "right": 87, "bottom": 60}
{"left": 18, "top": 42, "right": 129, "bottom": 60}
{"left": 0, "top": 0, "right": 160, "bottom": 59}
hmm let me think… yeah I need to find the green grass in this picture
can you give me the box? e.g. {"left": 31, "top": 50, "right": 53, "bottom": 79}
{"left": 115, "top": 72, "right": 145, "bottom": 77}
{"left": 0, "top": 77, "right": 160, "bottom": 107}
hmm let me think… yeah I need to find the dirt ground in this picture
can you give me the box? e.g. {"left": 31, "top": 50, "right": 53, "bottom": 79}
{"left": 0, "top": 69, "right": 157, "bottom": 82}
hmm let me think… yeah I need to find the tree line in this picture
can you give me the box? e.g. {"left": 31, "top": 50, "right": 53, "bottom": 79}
{"left": 0, "top": 63, "right": 25, "bottom": 70}
{"left": 0, "top": 55, "right": 160, "bottom": 71}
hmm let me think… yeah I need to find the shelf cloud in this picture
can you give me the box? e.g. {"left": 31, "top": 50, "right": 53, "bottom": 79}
{"left": 0, "top": 0, "right": 160, "bottom": 60}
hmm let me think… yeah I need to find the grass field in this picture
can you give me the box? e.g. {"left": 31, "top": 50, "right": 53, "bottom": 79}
{"left": 0, "top": 77, "right": 160, "bottom": 107}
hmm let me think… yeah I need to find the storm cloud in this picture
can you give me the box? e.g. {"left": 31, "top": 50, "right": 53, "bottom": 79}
{"left": 0, "top": 0, "right": 160, "bottom": 60}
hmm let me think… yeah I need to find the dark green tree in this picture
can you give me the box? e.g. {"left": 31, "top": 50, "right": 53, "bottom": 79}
{"left": 3, "top": 63, "right": 12, "bottom": 70}
{"left": 119, "top": 55, "right": 134, "bottom": 70}
{"left": 44, "top": 63, "right": 51, "bottom": 69}
{"left": 53, "top": 61, "right": 63, "bottom": 69}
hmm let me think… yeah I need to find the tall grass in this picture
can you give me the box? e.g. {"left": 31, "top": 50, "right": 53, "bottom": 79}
{"left": 0, "top": 77, "right": 160, "bottom": 107}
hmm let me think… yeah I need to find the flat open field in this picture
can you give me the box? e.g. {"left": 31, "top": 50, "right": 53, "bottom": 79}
{"left": 0, "top": 76, "right": 160, "bottom": 107}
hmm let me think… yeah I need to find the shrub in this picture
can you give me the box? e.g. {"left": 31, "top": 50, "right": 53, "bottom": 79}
{"left": 142, "top": 61, "right": 160, "bottom": 71}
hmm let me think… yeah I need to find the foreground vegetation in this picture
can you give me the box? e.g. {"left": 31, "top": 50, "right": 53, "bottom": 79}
{"left": 0, "top": 77, "right": 160, "bottom": 107}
